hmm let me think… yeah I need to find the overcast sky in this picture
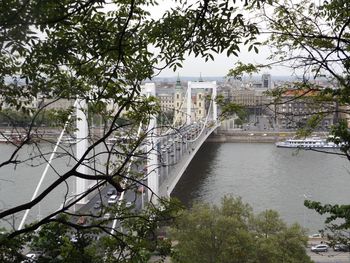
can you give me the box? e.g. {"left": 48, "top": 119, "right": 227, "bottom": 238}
{"left": 149, "top": 1, "right": 290, "bottom": 78}
{"left": 157, "top": 46, "right": 284, "bottom": 78}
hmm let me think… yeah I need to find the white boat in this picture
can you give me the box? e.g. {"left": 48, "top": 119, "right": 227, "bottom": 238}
{"left": 61, "top": 136, "right": 77, "bottom": 145}
{"left": 276, "top": 137, "right": 340, "bottom": 148}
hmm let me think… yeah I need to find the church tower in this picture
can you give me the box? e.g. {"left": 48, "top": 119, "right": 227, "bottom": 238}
{"left": 174, "top": 74, "right": 185, "bottom": 125}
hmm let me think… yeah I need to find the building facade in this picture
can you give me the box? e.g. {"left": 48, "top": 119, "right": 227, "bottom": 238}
{"left": 275, "top": 90, "right": 335, "bottom": 130}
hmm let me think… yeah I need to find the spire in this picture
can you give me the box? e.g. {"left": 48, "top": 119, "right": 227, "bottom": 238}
{"left": 175, "top": 73, "right": 182, "bottom": 90}
{"left": 199, "top": 72, "right": 203, "bottom": 82}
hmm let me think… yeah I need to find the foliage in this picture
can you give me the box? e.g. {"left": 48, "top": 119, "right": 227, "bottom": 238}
{"left": 0, "top": 0, "right": 260, "bottom": 231}
{"left": 244, "top": 0, "right": 350, "bottom": 247}
{"left": 227, "top": 61, "right": 265, "bottom": 79}
{"left": 0, "top": 229, "right": 27, "bottom": 263}
{"left": 305, "top": 199, "right": 350, "bottom": 249}
{"left": 0, "top": 109, "right": 33, "bottom": 127}
{"left": 172, "top": 196, "right": 311, "bottom": 263}
{"left": 215, "top": 94, "right": 248, "bottom": 122}
{"left": 0, "top": 199, "right": 181, "bottom": 262}
{"left": 229, "top": 0, "right": 350, "bottom": 129}
{"left": 0, "top": 0, "right": 265, "bottom": 260}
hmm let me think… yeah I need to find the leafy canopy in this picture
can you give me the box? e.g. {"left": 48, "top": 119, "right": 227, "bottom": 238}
{"left": 172, "top": 196, "right": 312, "bottom": 263}
{"left": 0, "top": 0, "right": 264, "bottom": 260}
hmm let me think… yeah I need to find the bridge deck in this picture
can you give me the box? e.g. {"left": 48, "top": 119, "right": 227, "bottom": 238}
{"left": 158, "top": 124, "right": 219, "bottom": 197}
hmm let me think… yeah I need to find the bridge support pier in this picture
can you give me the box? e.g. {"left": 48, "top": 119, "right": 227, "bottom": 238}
{"left": 76, "top": 99, "right": 89, "bottom": 205}
{"left": 142, "top": 83, "right": 159, "bottom": 203}
{"left": 146, "top": 115, "right": 159, "bottom": 202}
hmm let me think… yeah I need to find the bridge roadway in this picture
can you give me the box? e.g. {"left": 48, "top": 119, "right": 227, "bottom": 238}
{"left": 159, "top": 123, "right": 219, "bottom": 197}
{"left": 74, "top": 122, "right": 218, "bottom": 227}
{"left": 75, "top": 184, "right": 146, "bottom": 227}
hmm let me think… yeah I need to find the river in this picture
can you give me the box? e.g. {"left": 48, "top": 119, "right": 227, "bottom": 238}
{"left": 0, "top": 143, "right": 75, "bottom": 229}
{"left": 1, "top": 142, "right": 349, "bottom": 233}
{"left": 172, "top": 142, "right": 350, "bottom": 233}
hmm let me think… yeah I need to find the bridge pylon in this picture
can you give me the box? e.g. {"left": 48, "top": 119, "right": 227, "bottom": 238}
{"left": 142, "top": 83, "right": 159, "bottom": 203}
{"left": 186, "top": 81, "right": 217, "bottom": 125}
{"left": 76, "top": 99, "right": 89, "bottom": 205}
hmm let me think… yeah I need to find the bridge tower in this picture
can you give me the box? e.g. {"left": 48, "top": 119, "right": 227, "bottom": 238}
{"left": 141, "top": 83, "right": 159, "bottom": 202}
{"left": 76, "top": 99, "right": 89, "bottom": 204}
{"left": 186, "top": 81, "right": 217, "bottom": 125}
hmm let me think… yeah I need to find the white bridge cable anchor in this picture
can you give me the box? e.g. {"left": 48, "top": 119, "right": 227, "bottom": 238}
{"left": 18, "top": 100, "right": 78, "bottom": 230}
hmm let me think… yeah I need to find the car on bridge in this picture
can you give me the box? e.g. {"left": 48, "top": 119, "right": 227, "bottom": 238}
{"left": 107, "top": 188, "right": 118, "bottom": 196}
{"left": 93, "top": 200, "right": 102, "bottom": 209}
{"left": 107, "top": 195, "right": 118, "bottom": 205}
{"left": 309, "top": 233, "right": 322, "bottom": 239}
{"left": 76, "top": 216, "right": 87, "bottom": 226}
{"left": 103, "top": 213, "right": 111, "bottom": 220}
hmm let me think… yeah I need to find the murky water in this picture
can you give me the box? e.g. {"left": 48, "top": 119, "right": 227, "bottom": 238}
{"left": 0, "top": 143, "right": 76, "bottom": 228}
{"left": 172, "top": 142, "right": 350, "bottom": 233}
{"left": 1, "top": 141, "right": 350, "bottom": 233}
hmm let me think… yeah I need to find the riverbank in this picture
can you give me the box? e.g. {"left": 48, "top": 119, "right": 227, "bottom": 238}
{"left": 0, "top": 127, "right": 329, "bottom": 144}
{"left": 207, "top": 130, "right": 329, "bottom": 143}
{"left": 0, "top": 127, "right": 103, "bottom": 142}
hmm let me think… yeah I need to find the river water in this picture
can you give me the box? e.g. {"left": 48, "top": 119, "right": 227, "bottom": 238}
{"left": 172, "top": 142, "right": 350, "bottom": 233}
{"left": 0, "top": 143, "right": 76, "bottom": 229}
{"left": 1, "top": 142, "right": 350, "bottom": 233}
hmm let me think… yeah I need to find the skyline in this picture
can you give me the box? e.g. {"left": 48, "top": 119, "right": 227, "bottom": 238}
{"left": 155, "top": 40, "right": 300, "bottom": 78}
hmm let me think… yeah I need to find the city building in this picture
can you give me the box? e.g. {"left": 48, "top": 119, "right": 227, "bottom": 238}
{"left": 38, "top": 98, "right": 75, "bottom": 110}
{"left": 275, "top": 89, "right": 335, "bottom": 130}
{"left": 262, "top": 73, "right": 272, "bottom": 89}
{"left": 229, "top": 84, "right": 273, "bottom": 116}
{"left": 156, "top": 87, "right": 175, "bottom": 113}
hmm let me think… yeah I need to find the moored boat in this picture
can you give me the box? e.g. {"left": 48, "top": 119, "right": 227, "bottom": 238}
{"left": 276, "top": 137, "right": 340, "bottom": 148}
{"left": 61, "top": 135, "right": 77, "bottom": 145}
{"left": 0, "top": 132, "right": 23, "bottom": 144}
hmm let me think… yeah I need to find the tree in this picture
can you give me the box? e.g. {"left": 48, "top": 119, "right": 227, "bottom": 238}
{"left": 171, "top": 196, "right": 312, "bottom": 263}
{"left": 0, "top": 229, "right": 27, "bottom": 263}
{"left": 230, "top": 0, "right": 350, "bottom": 245}
{"left": 0, "top": 0, "right": 263, "bottom": 260}
{"left": 28, "top": 217, "right": 100, "bottom": 263}
{"left": 239, "top": 0, "right": 350, "bottom": 133}
{"left": 260, "top": 0, "right": 350, "bottom": 245}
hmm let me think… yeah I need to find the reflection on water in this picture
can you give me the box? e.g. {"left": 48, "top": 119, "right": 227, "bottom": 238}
{"left": 172, "top": 142, "right": 350, "bottom": 233}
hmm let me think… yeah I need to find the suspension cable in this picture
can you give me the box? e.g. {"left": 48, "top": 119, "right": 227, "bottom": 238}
{"left": 18, "top": 100, "right": 78, "bottom": 230}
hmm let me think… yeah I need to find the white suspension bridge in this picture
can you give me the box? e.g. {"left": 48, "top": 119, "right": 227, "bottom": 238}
{"left": 18, "top": 81, "right": 219, "bottom": 230}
